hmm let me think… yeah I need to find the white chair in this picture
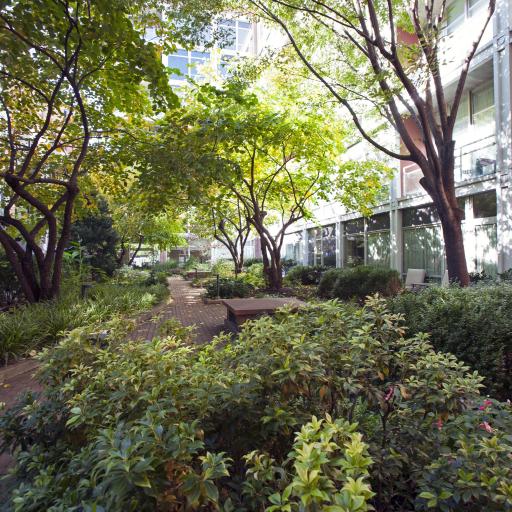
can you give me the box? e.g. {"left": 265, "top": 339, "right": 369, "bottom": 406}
{"left": 404, "top": 268, "right": 427, "bottom": 291}
{"left": 441, "top": 270, "right": 449, "bottom": 287}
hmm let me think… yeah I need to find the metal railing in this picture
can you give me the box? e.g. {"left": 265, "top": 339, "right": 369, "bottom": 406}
{"left": 402, "top": 134, "right": 497, "bottom": 196}
{"left": 455, "top": 134, "right": 496, "bottom": 182}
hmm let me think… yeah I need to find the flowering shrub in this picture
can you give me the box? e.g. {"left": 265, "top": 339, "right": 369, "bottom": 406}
{"left": 1, "top": 297, "right": 512, "bottom": 510}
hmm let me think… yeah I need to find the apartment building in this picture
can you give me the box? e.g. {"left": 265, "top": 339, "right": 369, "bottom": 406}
{"left": 278, "top": 0, "right": 512, "bottom": 280}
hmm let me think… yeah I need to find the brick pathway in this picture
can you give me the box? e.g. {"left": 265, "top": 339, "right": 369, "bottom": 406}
{"left": 130, "top": 276, "right": 226, "bottom": 344}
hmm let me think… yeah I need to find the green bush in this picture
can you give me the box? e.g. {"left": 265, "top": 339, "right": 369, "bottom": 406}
{"left": 205, "top": 277, "right": 254, "bottom": 298}
{"left": 150, "top": 260, "right": 178, "bottom": 273}
{"left": 330, "top": 265, "right": 401, "bottom": 301}
{"left": 0, "top": 251, "right": 22, "bottom": 307}
{"left": 239, "top": 262, "right": 265, "bottom": 288}
{"left": 317, "top": 267, "right": 345, "bottom": 298}
{"left": 243, "top": 258, "right": 263, "bottom": 268}
{"left": 0, "top": 276, "right": 167, "bottom": 362}
{"left": 390, "top": 283, "right": 512, "bottom": 400}
{"left": 284, "top": 264, "right": 327, "bottom": 286}
{"left": 211, "top": 259, "right": 235, "bottom": 277}
{"left": 2, "top": 297, "right": 512, "bottom": 511}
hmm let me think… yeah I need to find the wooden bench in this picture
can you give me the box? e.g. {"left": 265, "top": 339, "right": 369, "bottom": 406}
{"left": 221, "top": 297, "right": 305, "bottom": 331}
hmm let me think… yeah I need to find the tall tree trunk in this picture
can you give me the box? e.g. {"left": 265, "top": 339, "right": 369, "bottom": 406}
{"left": 437, "top": 206, "right": 469, "bottom": 286}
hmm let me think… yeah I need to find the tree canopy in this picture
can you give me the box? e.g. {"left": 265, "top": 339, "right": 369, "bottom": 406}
{"left": 0, "top": 0, "right": 226, "bottom": 301}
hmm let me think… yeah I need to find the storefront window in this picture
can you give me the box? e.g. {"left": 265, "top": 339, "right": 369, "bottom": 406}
{"left": 307, "top": 224, "right": 336, "bottom": 267}
{"left": 284, "top": 232, "right": 303, "bottom": 264}
{"left": 343, "top": 219, "right": 364, "bottom": 267}
{"left": 322, "top": 225, "right": 337, "bottom": 267}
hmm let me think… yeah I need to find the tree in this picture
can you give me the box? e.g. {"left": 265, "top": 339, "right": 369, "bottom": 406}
{"left": 247, "top": 0, "right": 495, "bottom": 286}
{"left": 203, "top": 194, "right": 252, "bottom": 275}
{"left": 0, "top": 0, "right": 224, "bottom": 302}
{"left": 184, "top": 84, "right": 386, "bottom": 289}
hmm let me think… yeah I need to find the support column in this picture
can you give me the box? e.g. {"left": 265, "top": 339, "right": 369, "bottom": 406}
{"left": 389, "top": 203, "right": 403, "bottom": 275}
{"left": 337, "top": 221, "right": 344, "bottom": 268}
{"left": 302, "top": 227, "right": 308, "bottom": 266}
{"left": 493, "top": 0, "right": 512, "bottom": 272}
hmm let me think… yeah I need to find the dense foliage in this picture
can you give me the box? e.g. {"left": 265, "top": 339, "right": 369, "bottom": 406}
{"left": 284, "top": 265, "right": 328, "bottom": 286}
{"left": 390, "top": 284, "right": 512, "bottom": 400}
{"left": 70, "top": 203, "right": 119, "bottom": 278}
{"left": 0, "top": 269, "right": 167, "bottom": 362}
{"left": 319, "top": 266, "right": 401, "bottom": 301}
{"left": 0, "top": 251, "right": 22, "bottom": 308}
{"left": 2, "top": 298, "right": 511, "bottom": 510}
{"left": 205, "top": 277, "right": 254, "bottom": 299}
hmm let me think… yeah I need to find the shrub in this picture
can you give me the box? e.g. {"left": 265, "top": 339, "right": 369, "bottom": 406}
{"left": 317, "top": 267, "right": 345, "bottom": 298}
{"left": 389, "top": 283, "right": 512, "bottom": 400}
{"left": 2, "top": 298, "right": 512, "bottom": 511}
{"left": 284, "top": 264, "right": 327, "bottom": 286}
{"left": 211, "top": 259, "right": 235, "bottom": 277}
{"left": 239, "top": 262, "right": 265, "bottom": 288}
{"left": 205, "top": 277, "right": 254, "bottom": 298}
{"left": 151, "top": 260, "right": 178, "bottom": 273}
{"left": 243, "top": 258, "right": 263, "bottom": 268}
{"left": 0, "top": 251, "right": 22, "bottom": 308}
{"left": 330, "top": 265, "right": 401, "bottom": 301}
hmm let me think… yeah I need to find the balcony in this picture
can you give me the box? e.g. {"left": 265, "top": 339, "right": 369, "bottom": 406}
{"left": 401, "top": 134, "right": 496, "bottom": 197}
{"left": 455, "top": 134, "right": 496, "bottom": 182}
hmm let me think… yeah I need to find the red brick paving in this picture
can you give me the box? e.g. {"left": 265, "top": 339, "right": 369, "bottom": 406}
{"left": 0, "top": 359, "right": 42, "bottom": 475}
{"left": 130, "top": 276, "right": 226, "bottom": 344}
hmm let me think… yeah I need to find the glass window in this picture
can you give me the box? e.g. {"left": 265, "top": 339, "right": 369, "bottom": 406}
{"left": 474, "top": 223, "right": 497, "bottom": 275}
{"left": 307, "top": 227, "right": 322, "bottom": 266}
{"left": 367, "top": 213, "right": 390, "bottom": 232}
{"left": 190, "top": 51, "right": 209, "bottom": 77}
{"left": 403, "top": 225, "right": 445, "bottom": 278}
{"left": 446, "top": 0, "right": 465, "bottom": 33}
{"left": 471, "top": 85, "right": 494, "bottom": 127}
{"left": 322, "top": 224, "right": 337, "bottom": 267}
{"left": 402, "top": 205, "right": 440, "bottom": 227}
{"left": 307, "top": 225, "right": 336, "bottom": 267}
{"left": 344, "top": 233, "right": 364, "bottom": 267}
{"left": 218, "top": 19, "right": 236, "bottom": 50}
{"left": 344, "top": 218, "right": 364, "bottom": 234}
{"left": 343, "top": 219, "right": 364, "bottom": 267}
{"left": 237, "top": 21, "right": 252, "bottom": 52}
{"left": 168, "top": 49, "right": 189, "bottom": 80}
{"left": 469, "top": 0, "right": 486, "bottom": 16}
{"left": 367, "top": 231, "right": 391, "bottom": 268}
{"left": 473, "top": 191, "right": 497, "bottom": 218}
{"left": 219, "top": 54, "right": 233, "bottom": 77}
{"left": 284, "top": 232, "right": 303, "bottom": 264}
{"left": 453, "top": 95, "right": 470, "bottom": 135}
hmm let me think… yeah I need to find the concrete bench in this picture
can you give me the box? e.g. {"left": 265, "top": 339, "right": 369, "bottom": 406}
{"left": 221, "top": 297, "right": 305, "bottom": 331}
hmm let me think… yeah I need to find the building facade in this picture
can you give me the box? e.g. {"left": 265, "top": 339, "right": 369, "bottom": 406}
{"left": 280, "top": 0, "right": 512, "bottom": 280}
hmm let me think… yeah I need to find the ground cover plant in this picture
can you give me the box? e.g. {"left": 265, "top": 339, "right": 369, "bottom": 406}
{"left": 390, "top": 283, "right": 512, "bottom": 401}
{"left": 0, "top": 268, "right": 168, "bottom": 362}
{"left": 2, "top": 297, "right": 511, "bottom": 511}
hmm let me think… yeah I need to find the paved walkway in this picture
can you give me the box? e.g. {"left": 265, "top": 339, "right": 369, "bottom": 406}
{"left": 130, "top": 276, "right": 226, "bottom": 343}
